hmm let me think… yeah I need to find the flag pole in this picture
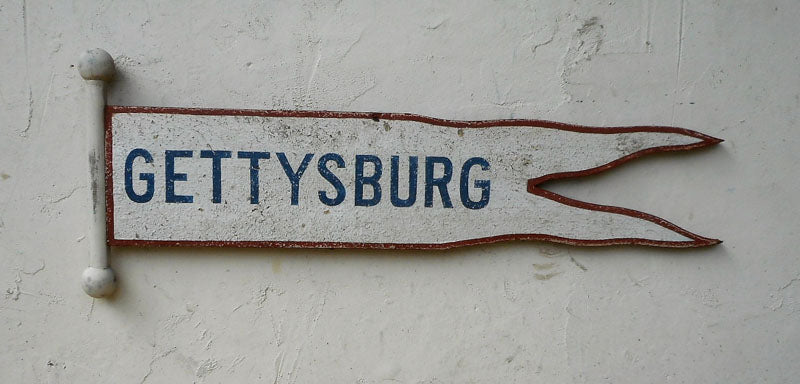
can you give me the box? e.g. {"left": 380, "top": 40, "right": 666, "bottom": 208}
{"left": 78, "top": 49, "right": 117, "bottom": 298}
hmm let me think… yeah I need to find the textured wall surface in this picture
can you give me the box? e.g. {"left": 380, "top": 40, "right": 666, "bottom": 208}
{"left": 1, "top": 1, "right": 798, "bottom": 382}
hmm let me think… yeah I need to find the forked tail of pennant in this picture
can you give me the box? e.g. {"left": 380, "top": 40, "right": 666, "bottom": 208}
{"left": 105, "top": 107, "right": 722, "bottom": 249}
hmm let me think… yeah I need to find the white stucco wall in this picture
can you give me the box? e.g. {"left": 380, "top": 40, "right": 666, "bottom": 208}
{"left": 1, "top": 1, "right": 798, "bottom": 382}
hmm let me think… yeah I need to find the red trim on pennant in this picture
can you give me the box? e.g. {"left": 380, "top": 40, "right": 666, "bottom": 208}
{"left": 104, "top": 105, "right": 722, "bottom": 249}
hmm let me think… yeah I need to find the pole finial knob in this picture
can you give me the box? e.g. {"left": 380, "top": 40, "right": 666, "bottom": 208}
{"left": 81, "top": 266, "right": 117, "bottom": 298}
{"left": 77, "top": 49, "right": 116, "bottom": 81}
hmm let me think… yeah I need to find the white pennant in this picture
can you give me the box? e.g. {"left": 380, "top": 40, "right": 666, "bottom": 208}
{"left": 107, "top": 107, "right": 721, "bottom": 248}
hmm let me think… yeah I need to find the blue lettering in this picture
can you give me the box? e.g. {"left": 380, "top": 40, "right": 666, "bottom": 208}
{"left": 165, "top": 150, "right": 193, "bottom": 203}
{"left": 150, "top": 150, "right": 488, "bottom": 210}
{"left": 390, "top": 156, "right": 417, "bottom": 207}
{"left": 277, "top": 153, "right": 313, "bottom": 206}
{"left": 124, "top": 148, "right": 154, "bottom": 203}
{"left": 355, "top": 155, "right": 382, "bottom": 206}
{"left": 200, "top": 150, "right": 232, "bottom": 203}
{"left": 460, "top": 157, "right": 491, "bottom": 209}
{"left": 424, "top": 156, "right": 453, "bottom": 208}
{"left": 237, "top": 151, "right": 270, "bottom": 204}
{"left": 318, "top": 153, "right": 346, "bottom": 206}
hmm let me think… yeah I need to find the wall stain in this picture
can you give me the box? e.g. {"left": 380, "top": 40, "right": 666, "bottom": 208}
{"left": 88, "top": 151, "right": 99, "bottom": 214}
{"left": 537, "top": 246, "right": 563, "bottom": 257}
{"left": 272, "top": 257, "right": 282, "bottom": 274}
{"left": 534, "top": 271, "right": 563, "bottom": 281}
{"left": 533, "top": 262, "right": 556, "bottom": 271}
{"left": 569, "top": 256, "right": 588, "bottom": 271}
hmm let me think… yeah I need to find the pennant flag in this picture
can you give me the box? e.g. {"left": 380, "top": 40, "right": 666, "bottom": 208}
{"left": 106, "top": 106, "right": 721, "bottom": 249}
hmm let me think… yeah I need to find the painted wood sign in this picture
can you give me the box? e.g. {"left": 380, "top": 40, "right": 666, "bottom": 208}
{"left": 106, "top": 106, "right": 721, "bottom": 249}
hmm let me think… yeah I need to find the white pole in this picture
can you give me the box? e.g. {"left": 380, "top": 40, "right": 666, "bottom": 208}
{"left": 77, "top": 49, "right": 117, "bottom": 298}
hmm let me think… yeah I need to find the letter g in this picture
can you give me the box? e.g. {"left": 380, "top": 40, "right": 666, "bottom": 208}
{"left": 125, "top": 148, "right": 155, "bottom": 203}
